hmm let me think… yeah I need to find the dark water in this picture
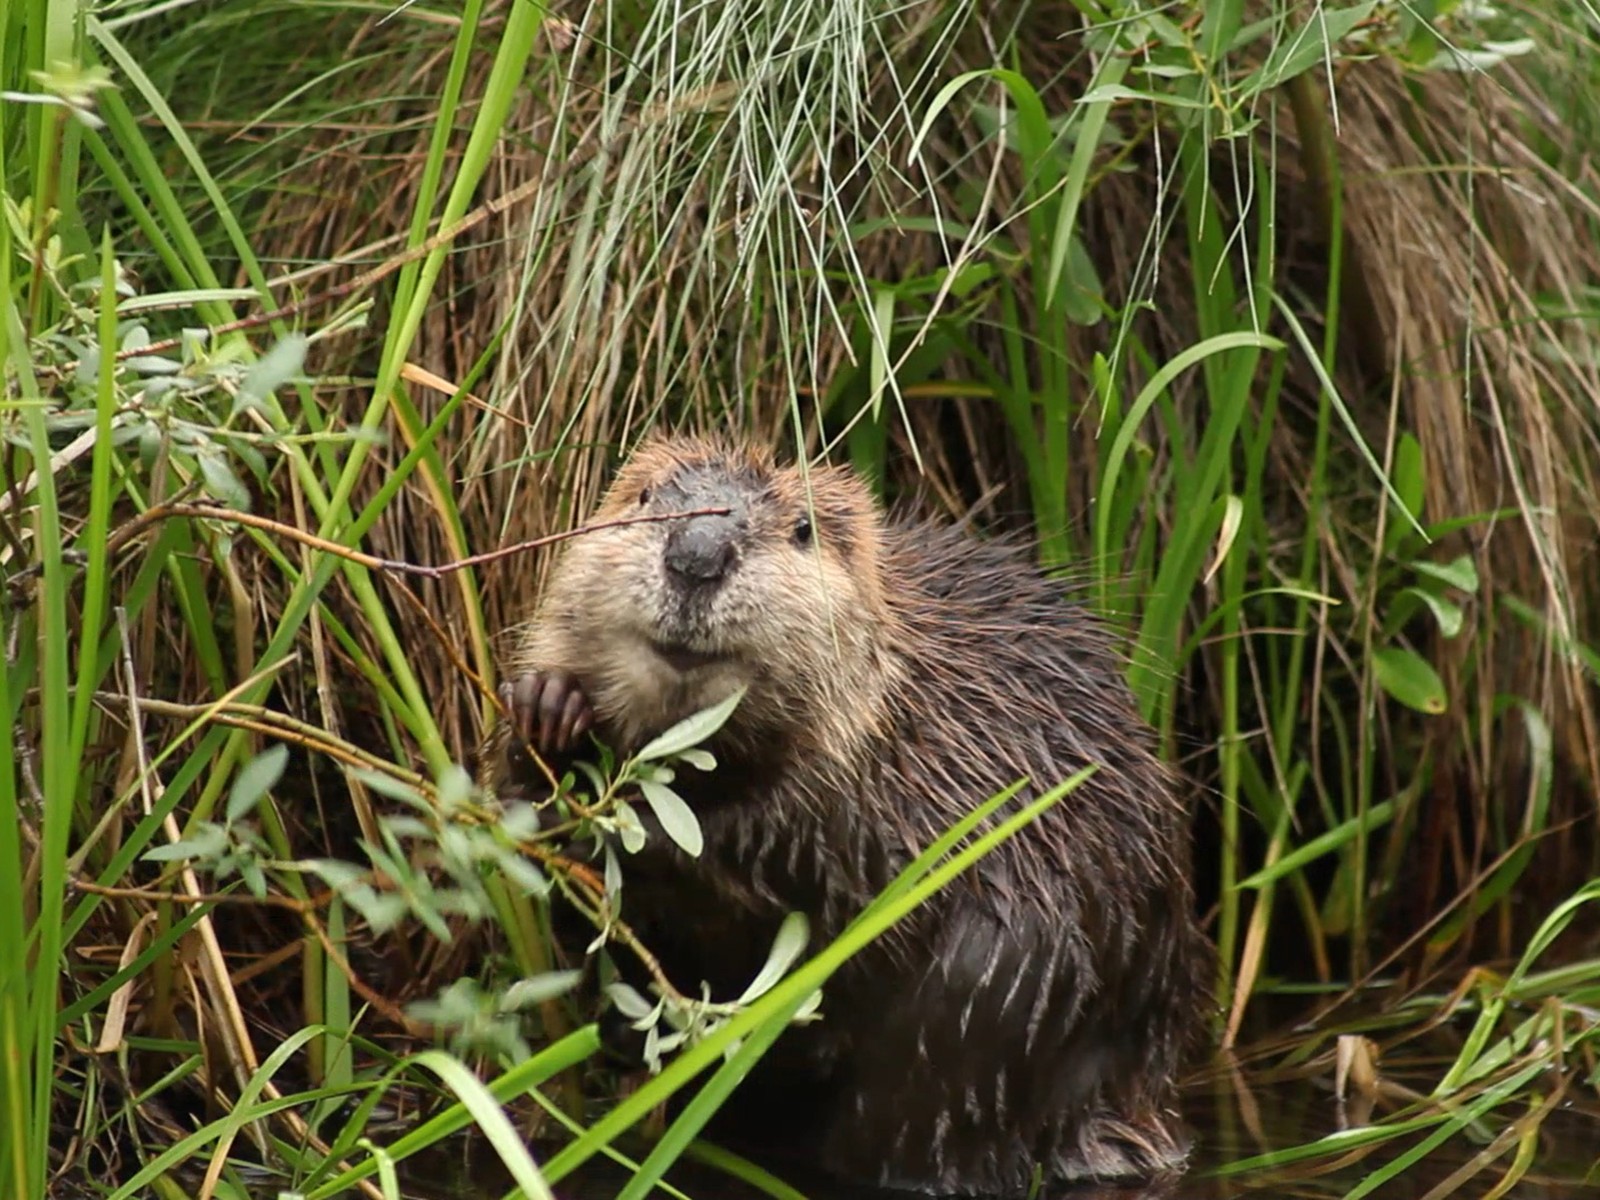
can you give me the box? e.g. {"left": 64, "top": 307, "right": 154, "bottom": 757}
{"left": 401, "top": 1024, "right": 1600, "bottom": 1200}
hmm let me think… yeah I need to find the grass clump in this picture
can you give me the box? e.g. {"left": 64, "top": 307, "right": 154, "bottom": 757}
{"left": 4, "top": 0, "right": 1600, "bottom": 1195}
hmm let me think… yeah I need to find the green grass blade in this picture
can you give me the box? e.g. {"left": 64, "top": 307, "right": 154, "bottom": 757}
{"left": 8, "top": 276, "right": 75, "bottom": 1200}
{"left": 68, "top": 231, "right": 125, "bottom": 767}
{"left": 304, "top": 1026, "right": 603, "bottom": 1199}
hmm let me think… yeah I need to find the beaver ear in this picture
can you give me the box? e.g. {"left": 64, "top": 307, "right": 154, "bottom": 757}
{"left": 779, "top": 460, "right": 880, "bottom": 528}
{"left": 629, "top": 428, "right": 768, "bottom": 473}
{"left": 744, "top": 439, "right": 779, "bottom": 473}
{"left": 626, "top": 428, "right": 697, "bottom": 461}
{"left": 813, "top": 462, "right": 881, "bottom": 516}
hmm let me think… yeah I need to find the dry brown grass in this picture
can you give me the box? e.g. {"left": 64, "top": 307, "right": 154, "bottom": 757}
{"left": 1326, "top": 59, "right": 1600, "bottom": 933}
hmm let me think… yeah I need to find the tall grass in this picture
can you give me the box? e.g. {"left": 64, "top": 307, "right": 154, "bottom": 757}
{"left": 2, "top": 0, "right": 556, "bottom": 1192}
{"left": 4, "top": 0, "right": 1600, "bottom": 1194}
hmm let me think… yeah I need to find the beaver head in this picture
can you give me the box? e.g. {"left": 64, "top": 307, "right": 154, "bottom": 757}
{"left": 512, "top": 434, "right": 904, "bottom": 762}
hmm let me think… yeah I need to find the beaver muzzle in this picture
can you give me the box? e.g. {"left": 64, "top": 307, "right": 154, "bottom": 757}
{"left": 655, "top": 516, "right": 740, "bottom": 673}
{"left": 664, "top": 516, "right": 739, "bottom": 588}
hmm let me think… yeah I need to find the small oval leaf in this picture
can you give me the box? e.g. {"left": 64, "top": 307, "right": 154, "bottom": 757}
{"left": 1204, "top": 494, "right": 1244, "bottom": 585}
{"left": 228, "top": 744, "right": 288, "bottom": 823}
{"left": 604, "top": 843, "right": 625, "bottom": 901}
{"left": 236, "top": 332, "right": 308, "bottom": 411}
{"left": 1055, "top": 233, "right": 1103, "bottom": 327}
{"left": 612, "top": 801, "right": 648, "bottom": 855}
{"left": 736, "top": 911, "right": 811, "bottom": 1004}
{"left": 197, "top": 447, "right": 250, "bottom": 511}
{"left": 347, "top": 766, "right": 428, "bottom": 809}
{"left": 503, "top": 970, "right": 583, "bottom": 1011}
{"left": 606, "top": 982, "right": 656, "bottom": 1021}
{"left": 1393, "top": 433, "right": 1425, "bottom": 525}
{"left": 1402, "top": 586, "right": 1464, "bottom": 639}
{"left": 635, "top": 685, "right": 747, "bottom": 762}
{"left": 1373, "top": 647, "right": 1447, "bottom": 714}
{"left": 1413, "top": 554, "right": 1479, "bottom": 593}
{"left": 144, "top": 825, "right": 229, "bottom": 862}
{"left": 637, "top": 780, "right": 704, "bottom": 857}
{"left": 496, "top": 854, "right": 551, "bottom": 899}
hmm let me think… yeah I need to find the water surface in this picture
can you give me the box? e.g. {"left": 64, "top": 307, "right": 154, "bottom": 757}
{"left": 420, "top": 1029, "right": 1600, "bottom": 1200}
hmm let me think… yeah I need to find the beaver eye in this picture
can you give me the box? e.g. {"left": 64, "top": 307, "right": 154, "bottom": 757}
{"left": 793, "top": 515, "right": 813, "bottom": 547}
{"left": 638, "top": 487, "right": 652, "bottom": 506}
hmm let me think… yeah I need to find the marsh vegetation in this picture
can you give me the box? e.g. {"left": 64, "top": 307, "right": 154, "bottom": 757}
{"left": 4, "top": 0, "right": 1600, "bottom": 1196}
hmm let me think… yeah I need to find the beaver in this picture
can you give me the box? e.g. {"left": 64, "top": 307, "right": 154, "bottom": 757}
{"left": 482, "top": 432, "right": 1208, "bottom": 1197}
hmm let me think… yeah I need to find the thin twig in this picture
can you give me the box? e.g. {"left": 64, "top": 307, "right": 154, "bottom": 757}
{"left": 103, "top": 501, "right": 732, "bottom": 576}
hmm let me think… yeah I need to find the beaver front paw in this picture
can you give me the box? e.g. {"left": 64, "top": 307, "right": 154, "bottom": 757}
{"left": 500, "top": 669, "right": 595, "bottom": 781}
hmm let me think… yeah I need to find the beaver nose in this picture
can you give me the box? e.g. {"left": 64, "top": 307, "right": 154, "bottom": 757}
{"left": 664, "top": 520, "right": 738, "bottom": 585}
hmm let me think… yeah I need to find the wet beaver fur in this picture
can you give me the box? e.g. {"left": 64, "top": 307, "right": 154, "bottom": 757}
{"left": 482, "top": 433, "right": 1208, "bottom": 1197}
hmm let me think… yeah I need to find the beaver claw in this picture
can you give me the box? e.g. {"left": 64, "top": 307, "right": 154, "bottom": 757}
{"left": 501, "top": 669, "right": 594, "bottom": 768}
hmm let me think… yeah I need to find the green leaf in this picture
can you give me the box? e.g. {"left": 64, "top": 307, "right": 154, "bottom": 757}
{"left": 1235, "top": 798, "right": 1398, "bottom": 890}
{"left": 123, "top": 354, "right": 180, "bottom": 375}
{"left": 1096, "top": 330, "right": 1284, "bottom": 567}
{"left": 1401, "top": 585, "right": 1464, "bottom": 638}
{"left": 499, "top": 803, "right": 540, "bottom": 840}
{"left": 1384, "top": 432, "right": 1425, "bottom": 555}
{"left": 1423, "top": 39, "right": 1536, "bottom": 73}
{"left": 867, "top": 286, "right": 893, "bottom": 421}
{"left": 235, "top": 332, "right": 307, "bottom": 412}
{"left": 197, "top": 445, "right": 250, "bottom": 510}
{"left": 735, "top": 912, "right": 811, "bottom": 1005}
{"left": 495, "top": 852, "right": 550, "bottom": 899}
{"left": 1373, "top": 647, "right": 1447, "bottom": 714}
{"left": 436, "top": 763, "right": 474, "bottom": 810}
{"left": 637, "top": 780, "right": 704, "bottom": 858}
{"left": 1135, "top": 63, "right": 1198, "bottom": 80}
{"left": 1076, "top": 82, "right": 1208, "bottom": 110}
{"left": 381, "top": 815, "right": 433, "bottom": 840}
{"left": 604, "top": 843, "right": 625, "bottom": 900}
{"left": 612, "top": 801, "right": 648, "bottom": 855}
{"left": 1042, "top": 48, "right": 1126, "bottom": 312}
{"left": 307, "top": 859, "right": 367, "bottom": 890}
{"left": 1054, "top": 232, "right": 1103, "bottom": 326}
{"left": 1393, "top": 432, "right": 1424, "bottom": 517}
{"left": 1132, "top": 11, "right": 1188, "bottom": 49}
{"left": 227, "top": 743, "right": 288, "bottom": 823}
{"left": 1412, "top": 554, "right": 1478, "bottom": 593}
{"left": 1239, "top": 2, "right": 1380, "bottom": 97}
{"left": 143, "top": 824, "right": 229, "bottom": 862}
{"left": 237, "top": 856, "right": 268, "bottom": 899}
{"left": 356, "top": 893, "right": 412, "bottom": 935}
{"left": 607, "top": 982, "right": 657, "bottom": 1022}
{"left": 634, "top": 685, "right": 747, "bottom": 762}
{"left": 347, "top": 767, "right": 429, "bottom": 807}
{"left": 910, "top": 69, "right": 1009, "bottom": 163}
{"left": 503, "top": 970, "right": 583, "bottom": 1011}
{"left": 411, "top": 1050, "right": 559, "bottom": 1200}
{"left": 945, "top": 260, "right": 995, "bottom": 299}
